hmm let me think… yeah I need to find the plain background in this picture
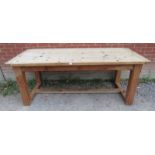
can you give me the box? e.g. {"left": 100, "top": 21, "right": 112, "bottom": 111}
{"left": 0, "top": 0, "right": 155, "bottom": 155}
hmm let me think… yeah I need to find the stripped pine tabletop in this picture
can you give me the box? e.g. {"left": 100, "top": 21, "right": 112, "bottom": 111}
{"left": 6, "top": 48, "right": 150, "bottom": 66}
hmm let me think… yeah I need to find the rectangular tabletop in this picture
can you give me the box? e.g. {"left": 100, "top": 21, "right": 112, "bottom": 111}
{"left": 6, "top": 48, "right": 150, "bottom": 66}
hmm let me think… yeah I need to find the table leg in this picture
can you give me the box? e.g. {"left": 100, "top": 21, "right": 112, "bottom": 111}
{"left": 13, "top": 67, "right": 31, "bottom": 106}
{"left": 125, "top": 64, "right": 142, "bottom": 105}
{"left": 35, "top": 71, "right": 42, "bottom": 85}
{"left": 114, "top": 70, "right": 127, "bottom": 101}
{"left": 115, "top": 70, "right": 121, "bottom": 84}
{"left": 30, "top": 72, "right": 42, "bottom": 99}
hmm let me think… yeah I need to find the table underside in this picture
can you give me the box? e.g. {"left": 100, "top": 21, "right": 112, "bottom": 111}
{"left": 13, "top": 64, "right": 143, "bottom": 106}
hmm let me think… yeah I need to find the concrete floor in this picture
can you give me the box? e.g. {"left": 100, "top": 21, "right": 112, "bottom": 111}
{"left": 0, "top": 91, "right": 154, "bottom": 111}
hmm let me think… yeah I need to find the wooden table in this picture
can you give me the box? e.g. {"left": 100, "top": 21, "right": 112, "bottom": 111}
{"left": 6, "top": 48, "right": 150, "bottom": 106}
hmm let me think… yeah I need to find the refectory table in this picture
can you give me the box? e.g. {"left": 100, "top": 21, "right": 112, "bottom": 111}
{"left": 6, "top": 48, "right": 150, "bottom": 106}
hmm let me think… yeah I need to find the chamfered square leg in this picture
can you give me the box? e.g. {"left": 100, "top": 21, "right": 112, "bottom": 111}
{"left": 115, "top": 70, "right": 121, "bottom": 84}
{"left": 125, "top": 64, "right": 143, "bottom": 105}
{"left": 30, "top": 72, "right": 42, "bottom": 99}
{"left": 13, "top": 67, "right": 31, "bottom": 106}
{"left": 114, "top": 70, "right": 126, "bottom": 101}
{"left": 35, "top": 71, "right": 42, "bottom": 85}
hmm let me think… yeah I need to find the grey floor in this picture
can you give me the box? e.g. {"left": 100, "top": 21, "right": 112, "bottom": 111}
{"left": 0, "top": 83, "right": 155, "bottom": 111}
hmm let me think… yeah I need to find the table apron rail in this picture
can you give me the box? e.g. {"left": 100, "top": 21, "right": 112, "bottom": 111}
{"left": 13, "top": 65, "right": 134, "bottom": 72}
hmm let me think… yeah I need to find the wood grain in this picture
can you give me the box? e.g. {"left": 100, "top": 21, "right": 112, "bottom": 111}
{"left": 6, "top": 48, "right": 150, "bottom": 66}
{"left": 125, "top": 64, "right": 143, "bottom": 105}
{"left": 9, "top": 48, "right": 150, "bottom": 106}
{"left": 13, "top": 67, "right": 31, "bottom": 106}
{"left": 35, "top": 87, "right": 121, "bottom": 94}
{"left": 115, "top": 70, "right": 121, "bottom": 84}
{"left": 19, "top": 65, "right": 134, "bottom": 72}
